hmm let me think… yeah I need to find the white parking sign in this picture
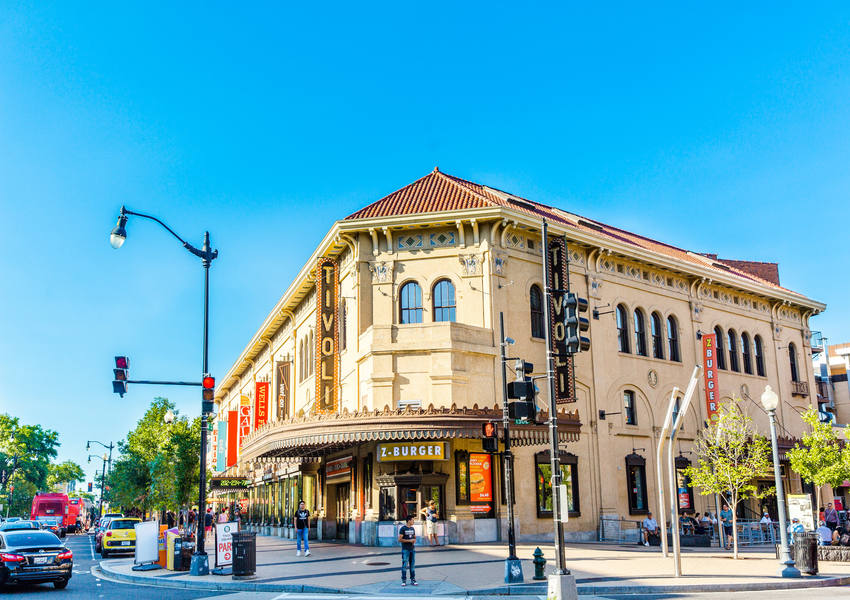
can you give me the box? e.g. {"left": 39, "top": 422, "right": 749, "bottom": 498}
{"left": 215, "top": 521, "right": 238, "bottom": 567}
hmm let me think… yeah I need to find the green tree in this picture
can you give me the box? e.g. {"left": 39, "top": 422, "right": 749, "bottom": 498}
{"left": 47, "top": 460, "right": 85, "bottom": 491}
{"left": 684, "top": 399, "right": 774, "bottom": 558}
{"left": 0, "top": 414, "right": 60, "bottom": 516}
{"left": 787, "top": 407, "right": 850, "bottom": 511}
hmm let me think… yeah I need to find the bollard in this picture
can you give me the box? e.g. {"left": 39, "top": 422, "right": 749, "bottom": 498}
{"left": 532, "top": 547, "right": 547, "bottom": 580}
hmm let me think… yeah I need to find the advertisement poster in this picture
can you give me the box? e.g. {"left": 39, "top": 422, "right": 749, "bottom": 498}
{"left": 469, "top": 453, "right": 492, "bottom": 502}
{"left": 254, "top": 381, "right": 269, "bottom": 430}
{"left": 787, "top": 494, "right": 815, "bottom": 531}
{"left": 216, "top": 420, "right": 227, "bottom": 472}
{"left": 238, "top": 395, "right": 251, "bottom": 448}
{"left": 835, "top": 497, "right": 844, "bottom": 511}
{"left": 215, "top": 521, "right": 239, "bottom": 567}
{"left": 702, "top": 333, "right": 719, "bottom": 420}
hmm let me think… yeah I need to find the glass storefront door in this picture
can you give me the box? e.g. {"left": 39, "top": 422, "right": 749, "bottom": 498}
{"left": 335, "top": 483, "right": 350, "bottom": 540}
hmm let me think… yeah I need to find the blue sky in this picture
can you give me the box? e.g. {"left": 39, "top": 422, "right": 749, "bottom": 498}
{"left": 1, "top": 2, "right": 848, "bottom": 488}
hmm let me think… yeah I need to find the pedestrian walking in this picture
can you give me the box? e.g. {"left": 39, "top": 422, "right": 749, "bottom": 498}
{"left": 825, "top": 502, "right": 839, "bottom": 531}
{"left": 420, "top": 500, "right": 439, "bottom": 546}
{"left": 398, "top": 515, "right": 417, "bottom": 586}
{"left": 188, "top": 508, "right": 196, "bottom": 535}
{"left": 204, "top": 508, "right": 213, "bottom": 541}
{"left": 720, "top": 504, "right": 734, "bottom": 549}
{"left": 294, "top": 500, "right": 311, "bottom": 556}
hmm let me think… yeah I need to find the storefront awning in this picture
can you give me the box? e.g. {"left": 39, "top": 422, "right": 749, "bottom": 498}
{"left": 240, "top": 404, "right": 582, "bottom": 463}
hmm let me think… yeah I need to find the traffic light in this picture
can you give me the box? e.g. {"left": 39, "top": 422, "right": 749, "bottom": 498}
{"left": 565, "top": 294, "right": 590, "bottom": 354}
{"left": 112, "top": 356, "right": 129, "bottom": 396}
{"left": 482, "top": 422, "right": 498, "bottom": 452}
{"left": 88, "top": 482, "right": 93, "bottom": 493}
{"left": 202, "top": 375, "right": 215, "bottom": 414}
{"left": 507, "top": 360, "right": 536, "bottom": 421}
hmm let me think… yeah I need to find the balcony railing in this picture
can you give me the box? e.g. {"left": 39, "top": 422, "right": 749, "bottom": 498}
{"left": 791, "top": 380, "right": 809, "bottom": 397}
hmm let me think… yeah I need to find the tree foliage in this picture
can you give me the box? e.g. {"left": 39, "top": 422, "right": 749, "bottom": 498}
{"left": 106, "top": 398, "right": 202, "bottom": 514}
{"left": 684, "top": 399, "right": 774, "bottom": 558}
{"left": 787, "top": 407, "right": 850, "bottom": 510}
{"left": 47, "top": 460, "right": 85, "bottom": 490}
{"left": 0, "top": 414, "right": 60, "bottom": 517}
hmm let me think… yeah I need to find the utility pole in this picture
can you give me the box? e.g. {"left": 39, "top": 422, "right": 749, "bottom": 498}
{"left": 499, "top": 313, "right": 522, "bottom": 583}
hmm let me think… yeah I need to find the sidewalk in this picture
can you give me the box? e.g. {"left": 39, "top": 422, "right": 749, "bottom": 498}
{"left": 98, "top": 535, "right": 850, "bottom": 597}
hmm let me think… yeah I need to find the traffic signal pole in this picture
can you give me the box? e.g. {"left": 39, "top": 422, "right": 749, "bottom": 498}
{"left": 498, "top": 313, "right": 522, "bottom": 582}
{"left": 541, "top": 219, "right": 568, "bottom": 577}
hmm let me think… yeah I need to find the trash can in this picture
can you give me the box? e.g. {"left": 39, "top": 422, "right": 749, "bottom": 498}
{"left": 793, "top": 532, "right": 818, "bottom": 575}
{"left": 178, "top": 538, "right": 194, "bottom": 572}
{"left": 231, "top": 531, "right": 257, "bottom": 577}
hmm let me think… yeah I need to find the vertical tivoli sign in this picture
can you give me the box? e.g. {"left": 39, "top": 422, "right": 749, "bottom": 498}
{"left": 316, "top": 257, "right": 339, "bottom": 413}
{"left": 547, "top": 236, "right": 576, "bottom": 403}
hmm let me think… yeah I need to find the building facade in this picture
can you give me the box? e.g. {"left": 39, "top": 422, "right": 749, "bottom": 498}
{"left": 210, "top": 169, "right": 825, "bottom": 545}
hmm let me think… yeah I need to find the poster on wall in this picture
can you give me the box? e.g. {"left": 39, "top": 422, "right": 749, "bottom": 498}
{"left": 469, "top": 453, "right": 493, "bottom": 502}
{"left": 254, "top": 382, "right": 269, "bottom": 430}
{"left": 702, "top": 333, "right": 719, "bottom": 421}
{"left": 787, "top": 494, "right": 815, "bottom": 531}
{"left": 238, "top": 395, "right": 251, "bottom": 448}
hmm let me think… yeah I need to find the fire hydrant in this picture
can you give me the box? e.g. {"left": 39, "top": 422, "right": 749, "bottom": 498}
{"left": 532, "top": 547, "right": 546, "bottom": 580}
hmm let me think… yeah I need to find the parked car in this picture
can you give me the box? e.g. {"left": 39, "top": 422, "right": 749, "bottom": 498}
{"left": 0, "top": 521, "right": 41, "bottom": 532}
{"left": 36, "top": 518, "right": 63, "bottom": 537}
{"left": 102, "top": 513, "right": 123, "bottom": 520}
{"left": 0, "top": 529, "right": 72, "bottom": 589}
{"left": 93, "top": 517, "right": 115, "bottom": 554}
{"left": 100, "top": 518, "right": 141, "bottom": 558}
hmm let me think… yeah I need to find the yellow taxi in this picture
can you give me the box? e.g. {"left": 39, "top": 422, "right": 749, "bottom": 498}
{"left": 101, "top": 518, "right": 141, "bottom": 557}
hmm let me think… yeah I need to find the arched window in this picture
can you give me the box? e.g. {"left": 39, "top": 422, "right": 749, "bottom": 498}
{"left": 432, "top": 279, "right": 456, "bottom": 322}
{"left": 399, "top": 281, "right": 423, "bottom": 324}
{"left": 667, "top": 315, "right": 680, "bottom": 362}
{"left": 650, "top": 312, "right": 664, "bottom": 359}
{"left": 714, "top": 326, "right": 726, "bottom": 370}
{"left": 633, "top": 309, "right": 647, "bottom": 356}
{"left": 308, "top": 330, "right": 314, "bottom": 375}
{"left": 616, "top": 304, "right": 630, "bottom": 353}
{"left": 728, "top": 330, "right": 740, "bottom": 372}
{"left": 789, "top": 343, "right": 799, "bottom": 382}
{"left": 741, "top": 333, "right": 752, "bottom": 374}
{"left": 754, "top": 335, "right": 766, "bottom": 376}
{"left": 530, "top": 285, "right": 545, "bottom": 339}
{"left": 298, "top": 339, "right": 304, "bottom": 381}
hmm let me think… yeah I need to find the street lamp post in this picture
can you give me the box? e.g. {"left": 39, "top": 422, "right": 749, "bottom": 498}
{"left": 110, "top": 206, "right": 218, "bottom": 576}
{"left": 88, "top": 454, "right": 109, "bottom": 518}
{"left": 760, "top": 385, "right": 800, "bottom": 578}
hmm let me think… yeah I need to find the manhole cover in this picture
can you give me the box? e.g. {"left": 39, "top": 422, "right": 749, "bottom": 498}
{"left": 365, "top": 561, "right": 391, "bottom": 566}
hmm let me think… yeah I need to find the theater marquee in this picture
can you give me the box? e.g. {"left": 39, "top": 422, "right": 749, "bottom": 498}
{"left": 547, "top": 235, "right": 576, "bottom": 403}
{"left": 316, "top": 257, "right": 339, "bottom": 413}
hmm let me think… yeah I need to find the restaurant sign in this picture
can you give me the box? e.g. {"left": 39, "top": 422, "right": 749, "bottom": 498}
{"left": 377, "top": 442, "right": 448, "bottom": 462}
{"left": 702, "top": 333, "right": 719, "bottom": 421}
{"left": 547, "top": 235, "right": 575, "bottom": 403}
{"left": 326, "top": 455, "right": 353, "bottom": 479}
{"left": 238, "top": 395, "right": 251, "bottom": 448}
{"left": 315, "top": 257, "right": 339, "bottom": 413}
{"left": 254, "top": 381, "right": 269, "bottom": 430}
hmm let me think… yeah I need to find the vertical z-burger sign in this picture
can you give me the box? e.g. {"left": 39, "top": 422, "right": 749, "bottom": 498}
{"left": 316, "top": 257, "right": 339, "bottom": 413}
{"left": 547, "top": 236, "right": 575, "bottom": 404}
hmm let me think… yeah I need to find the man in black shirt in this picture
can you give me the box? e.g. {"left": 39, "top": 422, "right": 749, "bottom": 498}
{"left": 397, "top": 515, "right": 417, "bottom": 586}
{"left": 294, "top": 500, "right": 311, "bottom": 556}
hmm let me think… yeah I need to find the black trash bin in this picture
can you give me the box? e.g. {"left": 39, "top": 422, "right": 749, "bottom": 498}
{"left": 793, "top": 532, "right": 818, "bottom": 575}
{"left": 231, "top": 531, "right": 257, "bottom": 577}
{"left": 178, "top": 538, "right": 195, "bottom": 572}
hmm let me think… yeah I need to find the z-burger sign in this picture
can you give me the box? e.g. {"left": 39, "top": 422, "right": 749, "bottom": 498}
{"left": 377, "top": 442, "right": 449, "bottom": 462}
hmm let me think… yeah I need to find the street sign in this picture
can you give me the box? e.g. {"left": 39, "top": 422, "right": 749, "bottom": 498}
{"left": 558, "top": 485, "right": 570, "bottom": 523}
{"left": 514, "top": 419, "right": 530, "bottom": 425}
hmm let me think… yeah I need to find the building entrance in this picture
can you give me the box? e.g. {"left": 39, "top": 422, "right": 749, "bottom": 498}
{"left": 335, "top": 482, "right": 350, "bottom": 540}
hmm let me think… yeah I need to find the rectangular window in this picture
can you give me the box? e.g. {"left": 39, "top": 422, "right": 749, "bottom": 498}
{"left": 534, "top": 453, "right": 579, "bottom": 517}
{"left": 624, "top": 390, "right": 637, "bottom": 425}
{"left": 627, "top": 462, "right": 648, "bottom": 514}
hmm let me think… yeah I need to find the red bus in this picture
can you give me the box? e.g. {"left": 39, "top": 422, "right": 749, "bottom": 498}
{"left": 67, "top": 497, "right": 91, "bottom": 533}
{"left": 30, "top": 492, "right": 70, "bottom": 537}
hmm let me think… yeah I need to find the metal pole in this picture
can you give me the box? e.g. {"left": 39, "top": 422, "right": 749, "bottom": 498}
{"left": 194, "top": 232, "right": 212, "bottom": 570}
{"left": 541, "top": 220, "right": 568, "bottom": 575}
{"left": 655, "top": 387, "right": 680, "bottom": 558}
{"left": 499, "top": 313, "right": 518, "bottom": 560}
{"left": 768, "top": 408, "right": 800, "bottom": 577}
{"left": 667, "top": 434, "right": 682, "bottom": 576}
{"left": 99, "top": 461, "right": 106, "bottom": 518}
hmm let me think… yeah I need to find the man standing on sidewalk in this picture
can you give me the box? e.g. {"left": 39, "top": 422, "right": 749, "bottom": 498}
{"left": 825, "top": 502, "right": 839, "bottom": 531}
{"left": 294, "top": 500, "right": 311, "bottom": 557}
{"left": 398, "top": 515, "right": 417, "bottom": 587}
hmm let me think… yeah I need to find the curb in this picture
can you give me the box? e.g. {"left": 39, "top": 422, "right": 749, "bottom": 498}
{"left": 99, "top": 561, "right": 850, "bottom": 597}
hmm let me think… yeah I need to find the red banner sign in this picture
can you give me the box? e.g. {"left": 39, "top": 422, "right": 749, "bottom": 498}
{"left": 238, "top": 396, "right": 251, "bottom": 448}
{"left": 254, "top": 382, "right": 269, "bottom": 430}
{"left": 702, "top": 333, "right": 719, "bottom": 421}
{"left": 226, "top": 411, "right": 238, "bottom": 467}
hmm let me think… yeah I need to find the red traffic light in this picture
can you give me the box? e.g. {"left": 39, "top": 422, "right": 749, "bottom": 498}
{"left": 203, "top": 376, "right": 215, "bottom": 389}
{"left": 115, "top": 356, "right": 129, "bottom": 369}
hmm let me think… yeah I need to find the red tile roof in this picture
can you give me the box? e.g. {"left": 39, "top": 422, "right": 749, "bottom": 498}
{"left": 345, "top": 169, "right": 791, "bottom": 292}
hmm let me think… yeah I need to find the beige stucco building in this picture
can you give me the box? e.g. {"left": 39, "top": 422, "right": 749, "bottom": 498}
{"left": 209, "top": 168, "right": 825, "bottom": 545}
